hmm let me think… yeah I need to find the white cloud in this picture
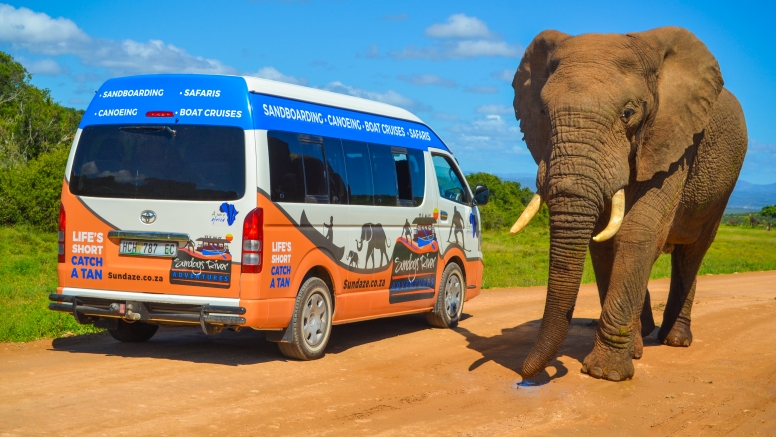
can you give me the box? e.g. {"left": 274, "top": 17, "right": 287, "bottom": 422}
{"left": 321, "top": 81, "right": 431, "bottom": 112}
{"left": 390, "top": 14, "right": 521, "bottom": 60}
{"left": 397, "top": 74, "right": 456, "bottom": 88}
{"left": 0, "top": 4, "right": 88, "bottom": 55}
{"left": 447, "top": 115, "right": 525, "bottom": 154}
{"left": 491, "top": 68, "right": 514, "bottom": 82}
{"left": 475, "top": 104, "right": 513, "bottom": 115}
{"left": 18, "top": 57, "right": 64, "bottom": 75}
{"left": 359, "top": 43, "right": 381, "bottom": 59}
{"left": 0, "top": 4, "right": 235, "bottom": 75}
{"left": 452, "top": 40, "right": 520, "bottom": 58}
{"left": 251, "top": 66, "right": 308, "bottom": 86}
{"left": 425, "top": 14, "right": 493, "bottom": 39}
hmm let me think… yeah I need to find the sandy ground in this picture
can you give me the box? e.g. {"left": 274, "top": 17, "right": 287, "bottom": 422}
{"left": 2, "top": 271, "right": 776, "bottom": 436}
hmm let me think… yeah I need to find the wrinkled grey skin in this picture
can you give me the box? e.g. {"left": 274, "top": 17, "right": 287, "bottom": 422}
{"left": 513, "top": 26, "right": 747, "bottom": 381}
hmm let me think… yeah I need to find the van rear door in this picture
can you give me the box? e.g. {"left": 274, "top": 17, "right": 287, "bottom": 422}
{"left": 64, "top": 124, "right": 255, "bottom": 299}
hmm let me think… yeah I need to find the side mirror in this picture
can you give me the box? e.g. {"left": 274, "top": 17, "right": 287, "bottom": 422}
{"left": 473, "top": 185, "right": 490, "bottom": 206}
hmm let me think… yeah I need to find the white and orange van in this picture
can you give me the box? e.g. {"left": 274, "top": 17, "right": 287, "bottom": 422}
{"left": 51, "top": 74, "right": 490, "bottom": 359}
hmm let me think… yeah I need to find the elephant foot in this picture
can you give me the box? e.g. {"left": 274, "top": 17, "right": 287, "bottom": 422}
{"left": 658, "top": 322, "right": 693, "bottom": 347}
{"left": 581, "top": 347, "right": 635, "bottom": 382}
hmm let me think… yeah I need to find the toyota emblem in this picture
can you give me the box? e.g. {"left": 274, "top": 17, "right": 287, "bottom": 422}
{"left": 140, "top": 210, "right": 156, "bottom": 224}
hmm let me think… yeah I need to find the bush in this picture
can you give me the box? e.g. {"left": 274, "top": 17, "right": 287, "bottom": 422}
{"left": 465, "top": 172, "right": 547, "bottom": 231}
{"left": 0, "top": 145, "right": 69, "bottom": 231}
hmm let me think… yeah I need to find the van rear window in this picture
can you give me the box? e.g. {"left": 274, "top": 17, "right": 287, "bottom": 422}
{"left": 69, "top": 125, "right": 246, "bottom": 200}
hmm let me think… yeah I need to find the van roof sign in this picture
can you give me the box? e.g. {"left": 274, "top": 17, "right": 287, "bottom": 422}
{"left": 251, "top": 93, "right": 446, "bottom": 151}
{"left": 80, "top": 75, "right": 253, "bottom": 129}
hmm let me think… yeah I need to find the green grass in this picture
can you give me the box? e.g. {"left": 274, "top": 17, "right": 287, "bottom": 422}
{"left": 0, "top": 226, "right": 101, "bottom": 342}
{"left": 482, "top": 224, "right": 776, "bottom": 289}
{"left": 2, "top": 224, "right": 775, "bottom": 342}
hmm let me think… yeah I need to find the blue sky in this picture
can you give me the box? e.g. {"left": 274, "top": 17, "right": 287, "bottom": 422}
{"left": 2, "top": 0, "right": 775, "bottom": 183}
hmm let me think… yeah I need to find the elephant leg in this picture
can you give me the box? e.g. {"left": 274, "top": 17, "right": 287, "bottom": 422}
{"left": 658, "top": 221, "right": 718, "bottom": 347}
{"left": 590, "top": 235, "right": 655, "bottom": 344}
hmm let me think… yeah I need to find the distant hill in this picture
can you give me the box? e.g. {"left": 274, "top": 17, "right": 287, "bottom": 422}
{"left": 726, "top": 180, "right": 776, "bottom": 212}
{"left": 496, "top": 173, "right": 776, "bottom": 213}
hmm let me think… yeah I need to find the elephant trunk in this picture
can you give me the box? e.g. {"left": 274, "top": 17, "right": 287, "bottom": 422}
{"left": 522, "top": 194, "right": 599, "bottom": 377}
{"left": 522, "top": 121, "right": 614, "bottom": 377}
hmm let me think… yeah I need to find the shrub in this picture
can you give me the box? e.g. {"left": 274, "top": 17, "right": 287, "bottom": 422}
{"left": 465, "top": 172, "right": 547, "bottom": 231}
{"left": 0, "top": 145, "right": 69, "bottom": 231}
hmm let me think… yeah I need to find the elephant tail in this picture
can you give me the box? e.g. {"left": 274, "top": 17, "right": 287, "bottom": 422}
{"left": 386, "top": 238, "right": 391, "bottom": 248}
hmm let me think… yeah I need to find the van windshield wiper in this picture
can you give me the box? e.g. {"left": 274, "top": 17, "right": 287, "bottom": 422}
{"left": 119, "top": 126, "right": 177, "bottom": 137}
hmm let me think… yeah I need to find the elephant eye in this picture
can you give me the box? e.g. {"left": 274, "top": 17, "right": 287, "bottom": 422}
{"left": 621, "top": 108, "right": 635, "bottom": 121}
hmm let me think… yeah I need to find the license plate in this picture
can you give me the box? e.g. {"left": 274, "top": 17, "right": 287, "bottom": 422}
{"left": 119, "top": 240, "right": 178, "bottom": 257}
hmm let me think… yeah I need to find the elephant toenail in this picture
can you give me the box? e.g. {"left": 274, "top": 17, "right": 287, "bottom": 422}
{"left": 590, "top": 367, "right": 603, "bottom": 378}
{"left": 581, "top": 364, "right": 588, "bottom": 373}
{"left": 683, "top": 339, "right": 690, "bottom": 346}
{"left": 607, "top": 370, "right": 622, "bottom": 381}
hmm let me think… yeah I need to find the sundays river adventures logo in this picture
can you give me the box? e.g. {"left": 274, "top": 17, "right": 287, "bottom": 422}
{"left": 170, "top": 236, "right": 232, "bottom": 288}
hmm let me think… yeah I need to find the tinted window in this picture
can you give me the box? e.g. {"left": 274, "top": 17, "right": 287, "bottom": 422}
{"left": 323, "top": 137, "right": 348, "bottom": 204}
{"left": 369, "top": 143, "right": 398, "bottom": 206}
{"left": 408, "top": 149, "right": 425, "bottom": 206}
{"left": 70, "top": 125, "right": 245, "bottom": 200}
{"left": 432, "top": 154, "right": 468, "bottom": 205}
{"left": 299, "top": 135, "right": 328, "bottom": 203}
{"left": 268, "top": 131, "right": 305, "bottom": 203}
{"left": 342, "top": 140, "right": 374, "bottom": 205}
{"left": 392, "top": 148, "right": 413, "bottom": 207}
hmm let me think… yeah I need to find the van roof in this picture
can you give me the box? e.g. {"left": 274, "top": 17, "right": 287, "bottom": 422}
{"left": 80, "top": 74, "right": 449, "bottom": 152}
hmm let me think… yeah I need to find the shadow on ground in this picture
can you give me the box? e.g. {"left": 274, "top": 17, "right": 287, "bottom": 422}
{"left": 50, "top": 313, "right": 439, "bottom": 366}
{"left": 455, "top": 318, "right": 663, "bottom": 385}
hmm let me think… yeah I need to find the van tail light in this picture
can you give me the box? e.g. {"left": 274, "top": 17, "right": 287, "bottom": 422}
{"left": 57, "top": 203, "right": 66, "bottom": 263}
{"left": 241, "top": 208, "right": 263, "bottom": 273}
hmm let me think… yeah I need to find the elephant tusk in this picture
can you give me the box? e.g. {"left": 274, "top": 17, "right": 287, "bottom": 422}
{"left": 592, "top": 189, "right": 625, "bottom": 243}
{"left": 510, "top": 194, "right": 542, "bottom": 235}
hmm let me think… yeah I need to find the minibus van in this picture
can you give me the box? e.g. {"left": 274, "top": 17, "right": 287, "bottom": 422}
{"left": 51, "top": 74, "right": 489, "bottom": 359}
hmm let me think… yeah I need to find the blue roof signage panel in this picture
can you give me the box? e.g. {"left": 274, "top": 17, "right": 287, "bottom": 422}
{"left": 80, "top": 75, "right": 252, "bottom": 129}
{"left": 250, "top": 93, "right": 446, "bottom": 151}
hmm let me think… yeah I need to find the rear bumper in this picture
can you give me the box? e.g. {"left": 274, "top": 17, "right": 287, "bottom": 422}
{"left": 49, "top": 293, "right": 246, "bottom": 331}
{"left": 50, "top": 287, "right": 294, "bottom": 331}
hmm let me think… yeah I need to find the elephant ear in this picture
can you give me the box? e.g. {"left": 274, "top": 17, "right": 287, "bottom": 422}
{"left": 631, "top": 27, "right": 723, "bottom": 181}
{"left": 513, "top": 30, "right": 570, "bottom": 164}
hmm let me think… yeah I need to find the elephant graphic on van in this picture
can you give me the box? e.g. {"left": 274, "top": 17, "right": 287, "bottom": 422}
{"left": 356, "top": 223, "right": 391, "bottom": 269}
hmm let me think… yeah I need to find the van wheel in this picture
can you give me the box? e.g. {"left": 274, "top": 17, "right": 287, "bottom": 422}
{"left": 426, "top": 263, "right": 465, "bottom": 328}
{"left": 107, "top": 320, "right": 159, "bottom": 342}
{"left": 277, "top": 277, "right": 333, "bottom": 360}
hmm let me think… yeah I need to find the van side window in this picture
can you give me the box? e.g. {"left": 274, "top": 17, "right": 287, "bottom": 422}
{"left": 408, "top": 149, "right": 425, "bottom": 206}
{"left": 323, "top": 137, "right": 348, "bottom": 204}
{"left": 299, "top": 135, "right": 329, "bottom": 204}
{"left": 392, "top": 147, "right": 413, "bottom": 207}
{"left": 432, "top": 154, "right": 469, "bottom": 205}
{"left": 342, "top": 140, "right": 374, "bottom": 205}
{"left": 268, "top": 131, "right": 305, "bottom": 203}
{"left": 369, "top": 143, "right": 398, "bottom": 206}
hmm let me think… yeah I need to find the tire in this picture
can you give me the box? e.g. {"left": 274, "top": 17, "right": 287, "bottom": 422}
{"left": 107, "top": 320, "right": 159, "bottom": 342}
{"left": 426, "top": 263, "right": 465, "bottom": 328}
{"left": 277, "top": 277, "right": 333, "bottom": 360}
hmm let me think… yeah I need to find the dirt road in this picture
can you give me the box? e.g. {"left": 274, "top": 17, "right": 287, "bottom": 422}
{"left": 2, "top": 271, "right": 776, "bottom": 436}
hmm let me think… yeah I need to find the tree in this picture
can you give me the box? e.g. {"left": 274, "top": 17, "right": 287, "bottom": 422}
{"left": 465, "top": 173, "right": 545, "bottom": 231}
{"left": 0, "top": 51, "right": 83, "bottom": 166}
{"left": 761, "top": 205, "right": 776, "bottom": 219}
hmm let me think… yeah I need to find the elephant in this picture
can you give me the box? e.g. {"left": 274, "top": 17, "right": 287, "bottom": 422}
{"left": 346, "top": 250, "right": 359, "bottom": 268}
{"left": 356, "top": 223, "right": 391, "bottom": 269}
{"left": 510, "top": 27, "right": 747, "bottom": 381}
